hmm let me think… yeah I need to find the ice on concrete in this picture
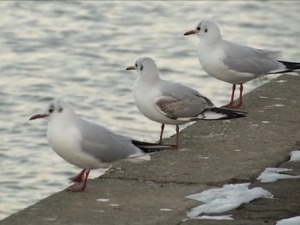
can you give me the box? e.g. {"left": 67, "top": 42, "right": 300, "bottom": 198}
{"left": 195, "top": 215, "right": 233, "bottom": 220}
{"left": 89, "top": 167, "right": 110, "bottom": 179}
{"left": 276, "top": 216, "right": 300, "bottom": 225}
{"left": 186, "top": 183, "right": 272, "bottom": 219}
{"left": 110, "top": 204, "right": 119, "bottom": 207}
{"left": 257, "top": 168, "right": 300, "bottom": 183}
{"left": 159, "top": 208, "right": 173, "bottom": 212}
{"left": 96, "top": 198, "right": 110, "bottom": 202}
{"left": 276, "top": 80, "right": 288, "bottom": 83}
{"left": 290, "top": 150, "right": 300, "bottom": 161}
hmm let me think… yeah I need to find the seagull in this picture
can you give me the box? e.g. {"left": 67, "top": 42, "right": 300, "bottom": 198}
{"left": 184, "top": 20, "right": 300, "bottom": 108}
{"left": 29, "top": 99, "right": 173, "bottom": 192}
{"left": 126, "top": 56, "right": 247, "bottom": 148}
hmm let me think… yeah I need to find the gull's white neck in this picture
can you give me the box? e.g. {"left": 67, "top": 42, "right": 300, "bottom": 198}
{"left": 198, "top": 35, "right": 222, "bottom": 58}
{"left": 137, "top": 69, "right": 160, "bottom": 85}
{"left": 48, "top": 110, "right": 78, "bottom": 129}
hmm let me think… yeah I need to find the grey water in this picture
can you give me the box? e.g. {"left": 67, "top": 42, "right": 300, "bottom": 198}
{"left": 0, "top": 1, "right": 299, "bottom": 220}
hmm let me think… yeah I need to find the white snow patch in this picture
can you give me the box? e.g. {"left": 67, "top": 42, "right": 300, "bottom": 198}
{"left": 96, "top": 198, "right": 110, "bottom": 202}
{"left": 273, "top": 104, "right": 284, "bottom": 107}
{"left": 276, "top": 216, "right": 300, "bottom": 225}
{"left": 43, "top": 217, "right": 57, "bottom": 221}
{"left": 259, "top": 96, "right": 269, "bottom": 99}
{"left": 290, "top": 150, "right": 300, "bottom": 161}
{"left": 160, "top": 208, "right": 173, "bottom": 212}
{"left": 204, "top": 133, "right": 224, "bottom": 138}
{"left": 274, "top": 97, "right": 286, "bottom": 100}
{"left": 110, "top": 204, "right": 119, "bottom": 207}
{"left": 89, "top": 167, "right": 110, "bottom": 179}
{"left": 262, "top": 121, "right": 270, "bottom": 124}
{"left": 257, "top": 168, "right": 300, "bottom": 183}
{"left": 186, "top": 183, "right": 272, "bottom": 219}
{"left": 234, "top": 149, "right": 242, "bottom": 152}
{"left": 196, "top": 215, "right": 233, "bottom": 220}
{"left": 276, "top": 80, "right": 287, "bottom": 83}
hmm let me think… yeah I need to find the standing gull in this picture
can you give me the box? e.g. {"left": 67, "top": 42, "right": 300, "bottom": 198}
{"left": 30, "top": 99, "right": 173, "bottom": 192}
{"left": 126, "top": 56, "right": 247, "bottom": 148}
{"left": 184, "top": 20, "right": 300, "bottom": 108}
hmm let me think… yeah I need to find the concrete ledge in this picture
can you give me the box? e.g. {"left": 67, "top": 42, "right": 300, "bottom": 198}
{"left": 1, "top": 75, "right": 300, "bottom": 225}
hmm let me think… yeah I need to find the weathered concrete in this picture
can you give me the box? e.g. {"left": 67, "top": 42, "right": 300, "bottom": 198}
{"left": 1, "top": 75, "right": 300, "bottom": 225}
{"left": 2, "top": 179, "right": 205, "bottom": 225}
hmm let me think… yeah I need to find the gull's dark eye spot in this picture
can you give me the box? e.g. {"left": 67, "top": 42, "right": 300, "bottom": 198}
{"left": 140, "top": 65, "right": 143, "bottom": 71}
{"left": 196, "top": 26, "right": 200, "bottom": 31}
{"left": 59, "top": 107, "right": 63, "bottom": 113}
{"left": 204, "top": 28, "right": 208, "bottom": 33}
{"left": 135, "top": 63, "right": 138, "bottom": 68}
{"left": 48, "top": 108, "right": 54, "bottom": 113}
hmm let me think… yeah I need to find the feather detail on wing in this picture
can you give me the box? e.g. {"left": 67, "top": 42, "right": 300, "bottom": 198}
{"left": 154, "top": 95, "right": 211, "bottom": 121}
{"left": 154, "top": 96, "right": 187, "bottom": 119}
{"left": 222, "top": 40, "right": 284, "bottom": 76}
{"left": 258, "top": 49, "right": 282, "bottom": 60}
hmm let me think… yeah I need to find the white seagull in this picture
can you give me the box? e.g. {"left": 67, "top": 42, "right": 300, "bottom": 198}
{"left": 126, "top": 56, "right": 247, "bottom": 148}
{"left": 30, "top": 99, "right": 173, "bottom": 192}
{"left": 184, "top": 20, "right": 300, "bottom": 108}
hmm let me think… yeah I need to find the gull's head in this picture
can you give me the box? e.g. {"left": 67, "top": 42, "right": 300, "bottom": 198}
{"left": 29, "top": 99, "right": 74, "bottom": 122}
{"left": 184, "top": 20, "right": 222, "bottom": 43}
{"left": 126, "top": 56, "right": 159, "bottom": 77}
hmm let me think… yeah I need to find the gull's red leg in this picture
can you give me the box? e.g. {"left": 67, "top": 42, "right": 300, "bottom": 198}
{"left": 69, "top": 169, "right": 86, "bottom": 183}
{"left": 68, "top": 169, "right": 91, "bottom": 192}
{"left": 223, "top": 84, "right": 236, "bottom": 108}
{"left": 236, "top": 83, "right": 244, "bottom": 107}
{"left": 223, "top": 84, "right": 244, "bottom": 108}
{"left": 175, "top": 125, "right": 179, "bottom": 149}
{"left": 158, "top": 124, "right": 165, "bottom": 144}
{"left": 230, "top": 84, "right": 236, "bottom": 104}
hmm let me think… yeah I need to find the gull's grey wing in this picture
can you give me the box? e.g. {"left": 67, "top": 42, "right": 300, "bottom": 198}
{"left": 77, "top": 118, "right": 141, "bottom": 163}
{"left": 222, "top": 40, "right": 284, "bottom": 76}
{"left": 154, "top": 80, "right": 214, "bottom": 118}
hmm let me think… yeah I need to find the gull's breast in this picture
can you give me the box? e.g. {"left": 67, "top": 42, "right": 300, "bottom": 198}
{"left": 47, "top": 124, "right": 103, "bottom": 169}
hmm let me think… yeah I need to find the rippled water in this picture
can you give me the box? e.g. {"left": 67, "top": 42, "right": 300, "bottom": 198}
{"left": 0, "top": 1, "right": 299, "bottom": 220}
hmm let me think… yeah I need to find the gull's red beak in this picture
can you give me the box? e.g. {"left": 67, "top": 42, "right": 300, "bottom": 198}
{"left": 126, "top": 66, "right": 136, "bottom": 71}
{"left": 184, "top": 30, "right": 197, "bottom": 36}
{"left": 29, "top": 114, "right": 48, "bottom": 120}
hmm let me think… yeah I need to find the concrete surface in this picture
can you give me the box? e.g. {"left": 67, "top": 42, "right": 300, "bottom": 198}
{"left": 1, "top": 75, "right": 300, "bottom": 225}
